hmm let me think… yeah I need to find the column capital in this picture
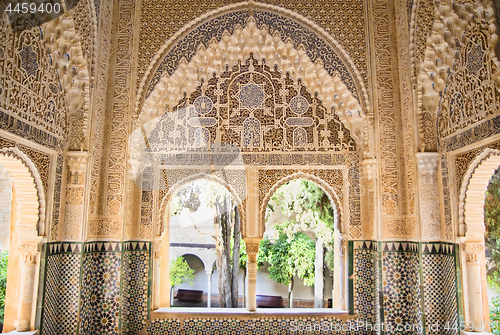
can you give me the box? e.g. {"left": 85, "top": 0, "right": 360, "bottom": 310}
{"left": 18, "top": 242, "right": 39, "bottom": 263}
{"left": 244, "top": 237, "right": 261, "bottom": 262}
{"left": 339, "top": 237, "right": 347, "bottom": 257}
{"left": 360, "top": 159, "right": 377, "bottom": 181}
{"left": 154, "top": 240, "right": 163, "bottom": 258}
{"left": 66, "top": 157, "right": 87, "bottom": 174}
{"left": 464, "top": 242, "right": 484, "bottom": 263}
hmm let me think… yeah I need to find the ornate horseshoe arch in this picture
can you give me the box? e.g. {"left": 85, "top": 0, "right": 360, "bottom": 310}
{"left": 134, "top": 2, "right": 369, "bottom": 147}
{"left": 0, "top": 147, "right": 46, "bottom": 238}
{"left": 458, "top": 148, "right": 500, "bottom": 239}
{"left": 158, "top": 172, "right": 246, "bottom": 238}
{"left": 259, "top": 171, "right": 343, "bottom": 235}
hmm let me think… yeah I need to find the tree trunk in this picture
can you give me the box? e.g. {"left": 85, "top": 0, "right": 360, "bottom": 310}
{"left": 288, "top": 276, "right": 294, "bottom": 308}
{"left": 242, "top": 270, "right": 246, "bottom": 308}
{"left": 215, "top": 195, "right": 232, "bottom": 307}
{"left": 231, "top": 205, "right": 240, "bottom": 307}
{"left": 314, "top": 238, "right": 324, "bottom": 308}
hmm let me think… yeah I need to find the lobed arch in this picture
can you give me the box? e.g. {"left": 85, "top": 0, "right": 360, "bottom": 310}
{"left": 159, "top": 172, "right": 246, "bottom": 239}
{"left": 0, "top": 147, "right": 46, "bottom": 238}
{"left": 170, "top": 252, "right": 206, "bottom": 270}
{"left": 0, "top": 147, "right": 44, "bottom": 332}
{"left": 134, "top": 2, "right": 369, "bottom": 146}
{"left": 458, "top": 148, "right": 500, "bottom": 239}
{"left": 259, "top": 171, "right": 343, "bottom": 237}
{"left": 412, "top": 0, "right": 500, "bottom": 150}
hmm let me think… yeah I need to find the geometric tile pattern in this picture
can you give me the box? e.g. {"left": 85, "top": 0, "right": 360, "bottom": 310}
{"left": 423, "top": 243, "right": 459, "bottom": 335}
{"left": 382, "top": 243, "right": 422, "bottom": 335}
{"left": 148, "top": 317, "right": 362, "bottom": 334}
{"left": 148, "top": 319, "right": 182, "bottom": 335}
{"left": 41, "top": 244, "right": 81, "bottom": 335}
{"left": 122, "top": 242, "right": 151, "bottom": 334}
{"left": 80, "top": 243, "right": 122, "bottom": 335}
{"left": 353, "top": 241, "right": 379, "bottom": 326}
{"left": 38, "top": 240, "right": 460, "bottom": 334}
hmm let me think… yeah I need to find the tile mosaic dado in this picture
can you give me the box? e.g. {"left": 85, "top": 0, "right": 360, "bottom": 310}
{"left": 39, "top": 239, "right": 461, "bottom": 335}
{"left": 382, "top": 242, "right": 422, "bottom": 335}
{"left": 122, "top": 241, "right": 151, "bottom": 334}
{"left": 80, "top": 244, "right": 122, "bottom": 335}
{"left": 148, "top": 317, "right": 360, "bottom": 335}
{"left": 422, "top": 243, "right": 459, "bottom": 335}
{"left": 41, "top": 249, "right": 81, "bottom": 335}
{"left": 351, "top": 241, "right": 379, "bottom": 327}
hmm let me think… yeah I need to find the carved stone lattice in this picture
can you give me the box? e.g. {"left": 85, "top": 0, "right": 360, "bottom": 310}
{"left": 372, "top": 0, "right": 411, "bottom": 237}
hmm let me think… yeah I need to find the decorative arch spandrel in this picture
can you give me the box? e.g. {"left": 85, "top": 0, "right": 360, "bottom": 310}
{"left": 135, "top": 4, "right": 370, "bottom": 152}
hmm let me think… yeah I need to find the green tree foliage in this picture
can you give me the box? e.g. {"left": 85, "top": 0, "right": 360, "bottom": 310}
{"left": 257, "top": 229, "right": 316, "bottom": 306}
{"left": 267, "top": 179, "right": 335, "bottom": 241}
{"left": 491, "top": 295, "right": 500, "bottom": 335}
{"left": 0, "top": 251, "right": 8, "bottom": 323}
{"left": 486, "top": 168, "right": 500, "bottom": 267}
{"left": 169, "top": 256, "right": 195, "bottom": 289}
{"left": 484, "top": 168, "right": 500, "bottom": 329}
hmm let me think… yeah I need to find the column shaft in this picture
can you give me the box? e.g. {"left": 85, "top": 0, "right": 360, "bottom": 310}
{"left": 16, "top": 243, "right": 38, "bottom": 331}
{"left": 207, "top": 270, "right": 212, "bottom": 308}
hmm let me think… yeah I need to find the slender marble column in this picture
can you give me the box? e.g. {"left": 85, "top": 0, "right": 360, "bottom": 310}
{"left": 17, "top": 243, "right": 38, "bottom": 332}
{"left": 153, "top": 242, "right": 162, "bottom": 309}
{"left": 245, "top": 238, "right": 260, "bottom": 311}
{"left": 206, "top": 269, "right": 213, "bottom": 308}
{"left": 465, "top": 243, "right": 485, "bottom": 332}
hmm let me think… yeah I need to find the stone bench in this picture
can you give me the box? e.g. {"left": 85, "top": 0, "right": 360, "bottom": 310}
{"left": 256, "top": 294, "right": 283, "bottom": 308}
{"left": 175, "top": 289, "right": 203, "bottom": 303}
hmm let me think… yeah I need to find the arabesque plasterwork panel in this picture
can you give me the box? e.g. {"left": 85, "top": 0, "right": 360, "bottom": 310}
{"left": 138, "top": 0, "right": 368, "bottom": 92}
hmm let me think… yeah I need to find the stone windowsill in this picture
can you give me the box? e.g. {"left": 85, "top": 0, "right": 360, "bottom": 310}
{"left": 152, "top": 307, "right": 353, "bottom": 321}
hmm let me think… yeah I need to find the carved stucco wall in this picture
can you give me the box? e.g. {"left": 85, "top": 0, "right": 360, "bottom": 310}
{"left": 410, "top": 0, "right": 500, "bottom": 243}
{"left": 0, "top": 0, "right": 477, "bottom": 333}
{"left": 138, "top": 0, "right": 368, "bottom": 93}
{"left": 0, "top": 19, "right": 68, "bottom": 148}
